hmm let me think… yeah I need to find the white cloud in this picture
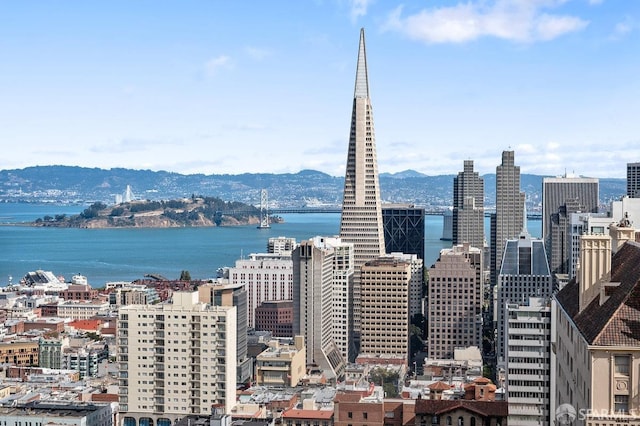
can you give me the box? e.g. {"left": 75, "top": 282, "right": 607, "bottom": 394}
{"left": 245, "top": 46, "right": 272, "bottom": 60}
{"left": 349, "top": 0, "right": 374, "bottom": 22}
{"left": 204, "top": 55, "right": 232, "bottom": 77}
{"left": 610, "top": 17, "right": 636, "bottom": 40}
{"left": 382, "top": 0, "right": 588, "bottom": 44}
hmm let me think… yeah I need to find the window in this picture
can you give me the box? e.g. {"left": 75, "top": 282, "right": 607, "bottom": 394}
{"left": 615, "top": 355, "right": 630, "bottom": 376}
{"left": 348, "top": 412, "right": 353, "bottom": 419}
{"left": 615, "top": 395, "right": 629, "bottom": 413}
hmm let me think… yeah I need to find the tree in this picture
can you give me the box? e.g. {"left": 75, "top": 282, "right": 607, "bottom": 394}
{"left": 179, "top": 270, "right": 192, "bottom": 281}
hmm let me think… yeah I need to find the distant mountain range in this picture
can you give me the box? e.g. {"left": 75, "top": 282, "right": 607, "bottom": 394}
{"left": 0, "top": 165, "right": 627, "bottom": 211}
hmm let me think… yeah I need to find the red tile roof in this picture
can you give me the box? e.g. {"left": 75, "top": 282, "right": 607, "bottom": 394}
{"left": 556, "top": 241, "right": 640, "bottom": 345}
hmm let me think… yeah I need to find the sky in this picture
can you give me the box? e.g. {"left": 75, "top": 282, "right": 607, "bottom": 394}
{"left": 0, "top": 1, "right": 638, "bottom": 178}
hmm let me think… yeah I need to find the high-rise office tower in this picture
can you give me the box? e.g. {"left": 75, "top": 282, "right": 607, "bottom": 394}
{"left": 495, "top": 229, "right": 551, "bottom": 363}
{"left": 628, "top": 162, "right": 640, "bottom": 198}
{"left": 542, "top": 176, "right": 598, "bottom": 278}
{"left": 339, "top": 28, "right": 385, "bottom": 340}
{"left": 490, "top": 151, "right": 525, "bottom": 287}
{"left": 382, "top": 203, "right": 425, "bottom": 261}
{"left": 118, "top": 292, "right": 237, "bottom": 422}
{"left": 452, "top": 160, "right": 484, "bottom": 250}
{"left": 359, "top": 257, "right": 411, "bottom": 361}
{"left": 427, "top": 243, "right": 483, "bottom": 360}
{"left": 292, "top": 237, "right": 346, "bottom": 380}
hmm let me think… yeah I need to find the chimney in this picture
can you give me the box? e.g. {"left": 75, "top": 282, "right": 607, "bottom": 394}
{"left": 579, "top": 233, "right": 611, "bottom": 313}
{"left": 610, "top": 213, "right": 635, "bottom": 254}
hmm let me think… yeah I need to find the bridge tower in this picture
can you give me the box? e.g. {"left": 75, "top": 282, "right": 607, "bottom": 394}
{"left": 258, "top": 189, "right": 270, "bottom": 229}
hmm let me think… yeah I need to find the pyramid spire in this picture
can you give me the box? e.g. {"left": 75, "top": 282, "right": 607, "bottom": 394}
{"left": 354, "top": 28, "right": 369, "bottom": 99}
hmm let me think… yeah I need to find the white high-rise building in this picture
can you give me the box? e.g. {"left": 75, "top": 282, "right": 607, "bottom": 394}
{"left": 505, "top": 297, "right": 552, "bottom": 426}
{"left": 292, "top": 237, "right": 347, "bottom": 380}
{"left": 339, "top": 28, "right": 386, "bottom": 342}
{"left": 228, "top": 252, "right": 293, "bottom": 329}
{"left": 117, "top": 291, "right": 237, "bottom": 425}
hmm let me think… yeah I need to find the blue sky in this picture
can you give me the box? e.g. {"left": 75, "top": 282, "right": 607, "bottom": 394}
{"left": 0, "top": 1, "right": 638, "bottom": 178}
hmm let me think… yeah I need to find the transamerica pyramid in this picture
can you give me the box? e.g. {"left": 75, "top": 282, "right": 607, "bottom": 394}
{"left": 339, "top": 28, "right": 385, "bottom": 343}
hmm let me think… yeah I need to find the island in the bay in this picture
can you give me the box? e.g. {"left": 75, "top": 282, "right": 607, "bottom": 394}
{"left": 32, "top": 196, "right": 281, "bottom": 228}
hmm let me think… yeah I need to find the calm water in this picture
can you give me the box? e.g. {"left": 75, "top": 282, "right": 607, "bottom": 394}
{"left": 0, "top": 203, "right": 540, "bottom": 287}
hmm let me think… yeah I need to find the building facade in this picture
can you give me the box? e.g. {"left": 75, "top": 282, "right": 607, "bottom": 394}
{"left": 117, "top": 292, "right": 237, "bottom": 426}
{"left": 255, "top": 300, "right": 293, "bottom": 337}
{"left": 542, "top": 176, "right": 599, "bottom": 278}
{"left": 627, "top": 162, "right": 640, "bottom": 198}
{"left": 496, "top": 230, "right": 552, "bottom": 362}
{"left": 505, "top": 297, "right": 552, "bottom": 426}
{"left": 338, "top": 28, "right": 386, "bottom": 342}
{"left": 428, "top": 243, "right": 483, "bottom": 360}
{"left": 228, "top": 252, "right": 293, "bottom": 329}
{"left": 452, "top": 160, "right": 485, "bottom": 250}
{"left": 491, "top": 150, "right": 525, "bottom": 287}
{"left": 359, "top": 257, "right": 411, "bottom": 361}
{"left": 552, "top": 228, "right": 640, "bottom": 425}
{"left": 382, "top": 204, "right": 425, "bottom": 261}
{"left": 292, "top": 237, "right": 346, "bottom": 380}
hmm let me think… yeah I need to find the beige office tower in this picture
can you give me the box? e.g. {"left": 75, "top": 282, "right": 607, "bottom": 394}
{"left": 452, "top": 160, "right": 485, "bottom": 250}
{"left": 428, "top": 243, "right": 483, "bottom": 360}
{"left": 117, "top": 292, "right": 237, "bottom": 425}
{"left": 359, "top": 257, "right": 411, "bottom": 361}
{"left": 490, "top": 150, "right": 525, "bottom": 286}
{"left": 339, "top": 28, "right": 386, "bottom": 342}
{"left": 292, "top": 237, "right": 347, "bottom": 381}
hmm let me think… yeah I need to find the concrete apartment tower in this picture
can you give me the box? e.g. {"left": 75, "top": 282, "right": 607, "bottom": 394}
{"left": 542, "top": 176, "right": 599, "bottom": 279}
{"left": 627, "top": 162, "right": 640, "bottom": 198}
{"left": 339, "top": 28, "right": 385, "bottom": 342}
{"left": 292, "top": 237, "right": 347, "bottom": 380}
{"left": 452, "top": 160, "right": 485, "bottom": 251}
{"left": 490, "top": 150, "right": 525, "bottom": 287}
{"left": 117, "top": 292, "right": 237, "bottom": 423}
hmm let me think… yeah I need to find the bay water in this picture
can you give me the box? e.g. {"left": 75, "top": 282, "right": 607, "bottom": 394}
{"left": 0, "top": 203, "right": 540, "bottom": 287}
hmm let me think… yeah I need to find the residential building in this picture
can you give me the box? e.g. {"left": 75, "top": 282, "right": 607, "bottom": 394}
{"left": 57, "top": 300, "right": 110, "bottom": 320}
{"left": 39, "top": 337, "right": 64, "bottom": 369}
{"left": 228, "top": 252, "right": 293, "bottom": 329}
{"left": 198, "top": 281, "right": 251, "bottom": 383}
{"left": 359, "top": 257, "right": 411, "bottom": 362}
{"left": 118, "top": 291, "right": 237, "bottom": 425}
{"left": 62, "top": 343, "right": 109, "bottom": 378}
{"left": 382, "top": 204, "right": 425, "bottom": 261}
{"left": 428, "top": 243, "right": 483, "bottom": 360}
{"left": 267, "top": 236, "right": 297, "bottom": 255}
{"left": 338, "top": 28, "right": 386, "bottom": 343}
{"left": 552, "top": 224, "right": 640, "bottom": 424}
{"left": 453, "top": 160, "right": 484, "bottom": 250}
